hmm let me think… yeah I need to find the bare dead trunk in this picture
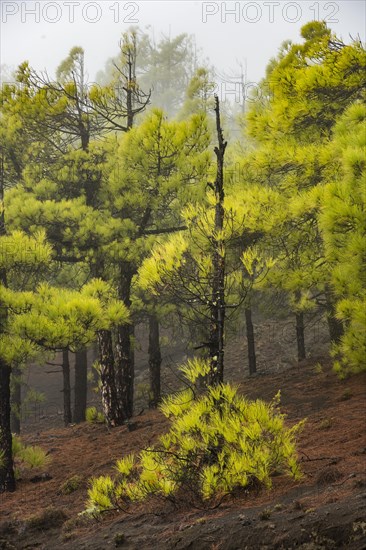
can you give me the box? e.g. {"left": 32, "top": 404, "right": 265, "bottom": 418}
{"left": 73, "top": 349, "right": 87, "bottom": 423}
{"left": 62, "top": 349, "right": 72, "bottom": 425}
{"left": 245, "top": 307, "right": 257, "bottom": 375}
{"left": 148, "top": 314, "right": 162, "bottom": 408}
{"left": 209, "top": 95, "right": 227, "bottom": 386}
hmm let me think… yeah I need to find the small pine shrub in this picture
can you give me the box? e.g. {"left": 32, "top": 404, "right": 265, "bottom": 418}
{"left": 12, "top": 435, "right": 50, "bottom": 473}
{"left": 86, "top": 359, "right": 305, "bottom": 513}
{"left": 20, "top": 446, "right": 50, "bottom": 469}
{"left": 314, "top": 363, "right": 323, "bottom": 374}
{"left": 318, "top": 418, "right": 332, "bottom": 430}
{"left": 86, "top": 406, "right": 105, "bottom": 424}
{"left": 12, "top": 435, "right": 23, "bottom": 456}
{"left": 339, "top": 388, "right": 353, "bottom": 401}
{"left": 60, "top": 475, "right": 83, "bottom": 495}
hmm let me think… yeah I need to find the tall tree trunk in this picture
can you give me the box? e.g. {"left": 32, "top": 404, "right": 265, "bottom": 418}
{"left": 325, "top": 288, "right": 344, "bottom": 344}
{"left": 98, "top": 330, "right": 123, "bottom": 427}
{"left": 148, "top": 314, "right": 162, "bottom": 408}
{"left": 92, "top": 256, "right": 127, "bottom": 426}
{"left": 10, "top": 367, "right": 21, "bottom": 434}
{"left": 0, "top": 360, "right": 15, "bottom": 493}
{"left": 209, "top": 95, "right": 227, "bottom": 386}
{"left": 126, "top": 54, "right": 134, "bottom": 130}
{"left": 115, "top": 264, "right": 134, "bottom": 420}
{"left": 245, "top": 307, "right": 257, "bottom": 375}
{"left": 327, "top": 314, "right": 344, "bottom": 344}
{"left": 62, "top": 349, "right": 72, "bottom": 426}
{"left": 91, "top": 340, "right": 99, "bottom": 385}
{"left": 296, "top": 312, "right": 306, "bottom": 361}
{"left": 0, "top": 162, "right": 15, "bottom": 492}
{"left": 73, "top": 349, "right": 87, "bottom": 423}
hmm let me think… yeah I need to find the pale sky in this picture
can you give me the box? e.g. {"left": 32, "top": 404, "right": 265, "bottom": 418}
{"left": 1, "top": 1, "right": 365, "bottom": 85}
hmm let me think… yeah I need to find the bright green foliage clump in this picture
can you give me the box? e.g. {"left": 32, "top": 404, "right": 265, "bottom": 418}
{"left": 0, "top": 436, "right": 50, "bottom": 480}
{"left": 12, "top": 435, "right": 50, "bottom": 473}
{"left": 85, "top": 406, "right": 105, "bottom": 424}
{"left": 86, "top": 360, "right": 304, "bottom": 512}
{"left": 319, "top": 103, "right": 366, "bottom": 376}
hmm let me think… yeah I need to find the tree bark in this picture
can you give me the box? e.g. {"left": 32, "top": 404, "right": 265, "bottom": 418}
{"left": 0, "top": 161, "right": 15, "bottom": 492}
{"left": 62, "top": 349, "right": 72, "bottom": 425}
{"left": 73, "top": 348, "right": 87, "bottom": 423}
{"left": 10, "top": 367, "right": 21, "bottom": 434}
{"left": 209, "top": 95, "right": 227, "bottom": 386}
{"left": 296, "top": 312, "right": 306, "bottom": 361}
{"left": 148, "top": 313, "right": 162, "bottom": 408}
{"left": 0, "top": 360, "right": 15, "bottom": 493}
{"left": 98, "top": 329, "right": 123, "bottom": 427}
{"left": 325, "top": 288, "right": 344, "bottom": 344}
{"left": 327, "top": 314, "right": 344, "bottom": 344}
{"left": 115, "top": 263, "right": 135, "bottom": 420}
{"left": 245, "top": 307, "right": 257, "bottom": 375}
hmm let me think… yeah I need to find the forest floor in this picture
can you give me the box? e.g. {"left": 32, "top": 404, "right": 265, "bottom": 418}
{"left": 1, "top": 356, "right": 366, "bottom": 549}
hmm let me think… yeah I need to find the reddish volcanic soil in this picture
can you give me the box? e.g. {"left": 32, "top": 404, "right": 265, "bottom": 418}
{"left": 1, "top": 356, "right": 366, "bottom": 549}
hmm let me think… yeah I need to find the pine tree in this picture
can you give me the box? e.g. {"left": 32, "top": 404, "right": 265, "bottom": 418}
{"left": 138, "top": 97, "right": 261, "bottom": 383}
{"left": 236, "top": 22, "right": 365, "bottom": 364}
{"left": 0, "top": 223, "right": 128, "bottom": 492}
{"left": 104, "top": 107, "right": 211, "bottom": 415}
{"left": 318, "top": 103, "right": 366, "bottom": 375}
{"left": 2, "top": 36, "right": 151, "bottom": 426}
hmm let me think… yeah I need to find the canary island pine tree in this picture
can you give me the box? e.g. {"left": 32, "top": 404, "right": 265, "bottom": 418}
{"left": 317, "top": 103, "right": 366, "bottom": 375}
{"left": 0, "top": 226, "right": 128, "bottom": 492}
{"left": 235, "top": 21, "right": 365, "bottom": 363}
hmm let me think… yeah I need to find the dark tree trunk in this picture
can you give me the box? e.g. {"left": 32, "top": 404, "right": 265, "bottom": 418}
{"left": 62, "top": 349, "right": 72, "bottom": 426}
{"left": 10, "top": 367, "right": 21, "bottom": 434}
{"left": 0, "top": 360, "right": 15, "bottom": 493}
{"left": 209, "top": 95, "right": 227, "bottom": 386}
{"left": 296, "top": 312, "right": 306, "bottom": 361}
{"left": 245, "top": 308, "right": 257, "bottom": 375}
{"left": 91, "top": 341, "right": 99, "bottom": 384}
{"left": 325, "top": 288, "right": 344, "bottom": 344}
{"left": 0, "top": 166, "right": 15, "bottom": 492}
{"left": 73, "top": 349, "right": 87, "bottom": 423}
{"left": 327, "top": 314, "right": 344, "bottom": 344}
{"left": 98, "top": 330, "right": 123, "bottom": 427}
{"left": 115, "top": 264, "right": 135, "bottom": 420}
{"left": 148, "top": 314, "right": 162, "bottom": 408}
{"left": 115, "top": 322, "right": 134, "bottom": 420}
{"left": 126, "top": 56, "right": 134, "bottom": 130}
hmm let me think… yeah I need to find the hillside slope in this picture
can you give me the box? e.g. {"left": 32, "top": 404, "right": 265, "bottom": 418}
{"left": 1, "top": 361, "right": 365, "bottom": 549}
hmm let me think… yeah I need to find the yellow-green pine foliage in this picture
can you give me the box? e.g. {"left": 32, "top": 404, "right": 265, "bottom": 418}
{"left": 247, "top": 21, "right": 365, "bottom": 144}
{"left": 178, "top": 67, "right": 216, "bottom": 119}
{"left": 0, "top": 229, "right": 129, "bottom": 365}
{"left": 6, "top": 143, "right": 112, "bottom": 265}
{"left": 104, "top": 108, "right": 211, "bottom": 265}
{"left": 232, "top": 22, "right": 365, "bottom": 317}
{"left": 86, "top": 360, "right": 304, "bottom": 512}
{"left": 319, "top": 103, "right": 366, "bottom": 375}
{"left": 12, "top": 435, "right": 50, "bottom": 473}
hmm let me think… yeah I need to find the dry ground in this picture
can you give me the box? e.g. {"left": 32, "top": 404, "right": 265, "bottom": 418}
{"left": 1, "top": 358, "right": 366, "bottom": 549}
